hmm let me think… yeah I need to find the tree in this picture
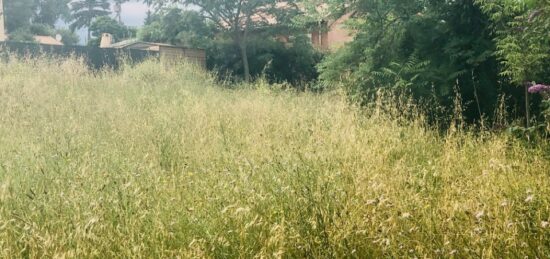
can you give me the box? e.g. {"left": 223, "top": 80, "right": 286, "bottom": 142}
{"left": 55, "top": 28, "right": 80, "bottom": 45}
{"left": 141, "top": 0, "right": 159, "bottom": 23}
{"left": 3, "top": 0, "right": 78, "bottom": 45}
{"left": 69, "top": 0, "right": 110, "bottom": 43}
{"left": 139, "top": 9, "right": 213, "bottom": 48}
{"left": 318, "top": 0, "right": 517, "bottom": 124}
{"left": 29, "top": 23, "right": 55, "bottom": 35}
{"left": 7, "top": 28, "right": 36, "bottom": 42}
{"left": 88, "top": 15, "right": 134, "bottom": 46}
{"left": 476, "top": 0, "right": 550, "bottom": 128}
{"left": 169, "top": 0, "right": 297, "bottom": 81}
{"left": 4, "top": 0, "right": 71, "bottom": 31}
{"left": 34, "top": 0, "right": 71, "bottom": 27}
{"left": 112, "top": 0, "right": 130, "bottom": 24}
{"left": 476, "top": 0, "right": 550, "bottom": 85}
{"left": 3, "top": 0, "right": 36, "bottom": 32}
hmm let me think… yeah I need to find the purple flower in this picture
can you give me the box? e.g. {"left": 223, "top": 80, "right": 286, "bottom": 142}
{"left": 528, "top": 84, "right": 550, "bottom": 94}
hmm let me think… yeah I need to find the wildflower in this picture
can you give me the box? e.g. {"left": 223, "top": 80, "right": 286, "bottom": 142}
{"left": 525, "top": 194, "right": 534, "bottom": 203}
{"left": 542, "top": 221, "right": 549, "bottom": 228}
{"left": 528, "top": 84, "right": 550, "bottom": 94}
{"left": 475, "top": 211, "right": 485, "bottom": 220}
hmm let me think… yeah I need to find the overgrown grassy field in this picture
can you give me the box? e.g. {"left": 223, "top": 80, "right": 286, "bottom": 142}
{"left": 0, "top": 58, "right": 549, "bottom": 258}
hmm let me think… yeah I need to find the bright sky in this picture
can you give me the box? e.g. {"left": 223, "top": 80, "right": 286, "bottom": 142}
{"left": 119, "top": 2, "right": 150, "bottom": 27}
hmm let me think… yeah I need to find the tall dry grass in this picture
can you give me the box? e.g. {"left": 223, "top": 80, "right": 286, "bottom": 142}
{"left": 0, "top": 57, "right": 549, "bottom": 258}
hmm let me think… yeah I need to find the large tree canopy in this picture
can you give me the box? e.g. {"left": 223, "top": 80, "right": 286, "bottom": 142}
{"left": 139, "top": 8, "right": 214, "bottom": 48}
{"left": 4, "top": 0, "right": 70, "bottom": 30}
{"left": 34, "top": 0, "right": 71, "bottom": 27}
{"left": 4, "top": 0, "right": 36, "bottom": 32}
{"left": 88, "top": 15, "right": 135, "bottom": 46}
{"left": 166, "top": 0, "right": 299, "bottom": 81}
{"left": 138, "top": 3, "right": 321, "bottom": 84}
{"left": 69, "top": 0, "right": 111, "bottom": 42}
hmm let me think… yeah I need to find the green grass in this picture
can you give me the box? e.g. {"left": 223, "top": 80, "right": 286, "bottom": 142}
{"left": 0, "top": 57, "right": 549, "bottom": 258}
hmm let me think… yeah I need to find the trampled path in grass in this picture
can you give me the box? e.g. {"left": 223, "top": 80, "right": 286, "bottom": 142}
{"left": 0, "top": 58, "right": 549, "bottom": 258}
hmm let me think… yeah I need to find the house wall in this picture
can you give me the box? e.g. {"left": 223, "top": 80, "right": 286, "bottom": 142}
{"left": 326, "top": 13, "right": 355, "bottom": 50}
{"left": 311, "top": 30, "right": 321, "bottom": 48}
{"left": 159, "top": 46, "right": 206, "bottom": 68}
{"left": 321, "top": 30, "right": 329, "bottom": 49}
{"left": 310, "top": 12, "right": 355, "bottom": 51}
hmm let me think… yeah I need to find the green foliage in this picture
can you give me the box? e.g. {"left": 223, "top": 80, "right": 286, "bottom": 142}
{"left": 2, "top": 3, "right": 78, "bottom": 47}
{"left": 476, "top": 0, "right": 550, "bottom": 84}
{"left": 34, "top": 0, "right": 71, "bottom": 27}
{"left": 138, "top": 20, "right": 164, "bottom": 42}
{"left": 264, "top": 35, "right": 323, "bottom": 85}
{"left": 475, "top": 0, "right": 550, "bottom": 133}
{"left": 207, "top": 34, "right": 323, "bottom": 85}
{"left": 69, "top": 0, "right": 111, "bottom": 41}
{"left": 319, "top": 0, "right": 519, "bottom": 123}
{"left": 55, "top": 28, "right": 80, "bottom": 46}
{"left": 139, "top": 9, "right": 214, "bottom": 48}
{"left": 6, "top": 28, "right": 36, "bottom": 42}
{"left": 88, "top": 16, "right": 135, "bottom": 46}
{"left": 3, "top": 0, "right": 70, "bottom": 31}
{"left": 4, "top": 0, "right": 36, "bottom": 32}
{"left": 138, "top": 7, "right": 322, "bottom": 85}
{"left": 29, "top": 23, "right": 55, "bottom": 36}
{"left": 8, "top": 23, "right": 80, "bottom": 46}
{"left": 171, "top": 0, "right": 300, "bottom": 81}
{"left": 292, "top": 0, "right": 346, "bottom": 27}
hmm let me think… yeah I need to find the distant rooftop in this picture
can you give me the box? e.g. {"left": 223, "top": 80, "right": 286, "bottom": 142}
{"left": 99, "top": 33, "right": 193, "bottom": 52}
{"left": 33, "top": 35, "right": 63, "bottom": 46}
{"left": 0, "top": 34, "right": 63, "bottom": 45}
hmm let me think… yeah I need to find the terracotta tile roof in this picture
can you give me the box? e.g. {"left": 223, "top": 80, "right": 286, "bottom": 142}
{"left": 33, "top": 35, "right": 63, "bottom": 46}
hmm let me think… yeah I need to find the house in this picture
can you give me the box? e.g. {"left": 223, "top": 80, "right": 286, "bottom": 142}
{"left": 310, "top": 11, "right": 355, "bottom": 51}
{"left": 99, "top": 33, "right": 206, "bottom": 68}
{"left": 33, "top": 35, "right": 64, "bottom": 46}
{"left": 0, "top": 34, "right": 64, "bottom": 46}
{"left": 247, "top": 2, "right": 355, "bottom": 51}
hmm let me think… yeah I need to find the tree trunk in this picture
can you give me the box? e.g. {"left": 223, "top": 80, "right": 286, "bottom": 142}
{"left": 234, "top": 24, "right": 251, "bottom": 82}
{"left": 239, "top": 41, "right": 251, "bottom": 82}
{"left": 87, "top": 5, "right": 92, "bottom": 45}
{"left": 87, "top": 27, "right": 91, "bottom": 44}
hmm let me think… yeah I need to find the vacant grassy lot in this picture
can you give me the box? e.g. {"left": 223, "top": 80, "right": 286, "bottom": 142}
{"left": 0, "top": 58, "right": 549, "bottom": 258}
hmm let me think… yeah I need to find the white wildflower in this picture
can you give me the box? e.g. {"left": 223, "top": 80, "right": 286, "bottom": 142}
{"left": 475, "top": 211, "right": 485, "bottom": 220}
